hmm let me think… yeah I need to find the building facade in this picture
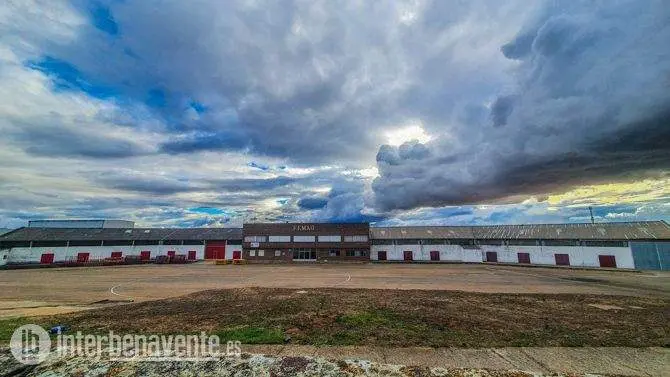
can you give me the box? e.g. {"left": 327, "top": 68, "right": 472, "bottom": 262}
{"left": 242, "top": 223, "right": 370, "bottom": 262}
{"left": 0, "top": 220, "right": 668, "bottom": 270}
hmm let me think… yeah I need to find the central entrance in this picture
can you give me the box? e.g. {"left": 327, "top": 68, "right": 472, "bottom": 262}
{"left": 292, "top": 248, "right": 317, "bottom": 261}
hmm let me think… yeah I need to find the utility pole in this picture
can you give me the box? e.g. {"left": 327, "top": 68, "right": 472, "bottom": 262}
{"left": 589, "top": 206, "right": 595, "bottom": 224}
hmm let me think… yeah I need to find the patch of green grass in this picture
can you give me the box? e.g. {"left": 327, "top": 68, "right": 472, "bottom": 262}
{"left": 0, "top": 317, "right": 39, "bottom": 344}
{"left": 217, "top": 326, "right": 284, "bottom": 344}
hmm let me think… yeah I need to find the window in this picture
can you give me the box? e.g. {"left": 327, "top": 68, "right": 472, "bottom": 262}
{"left": 346, "top": 250, "right": 355, "bottom": 257}
{"left": 244, "top": 236, "right": 267, "bottom": 243}
{"left": 249, "top": 250, "right": 256, "bottom": 257}
{"left": 268, "top": 235, "right": 291, "bottom": 242}
{"left": 507, "top": 239, "right": 539, "bottom": 246}
{"left": 318, "top": 235, "right": 342, "bottom": 242}
{"left": 275, "top": 250, "right": 281, "bottom": 257}
{"left": 450, "top": 239, "right": 474, "bottom": 246}
{"left": 371, "top": 239, "right": 394, "bottom": 245}
{"left": 544, "top": 240, "right": 578, "bottom": 246}
{"left": 329, "top": 249, "right": 340, "bottom": 257}
{"left": 69, "top": 240, "right": 104, "bottom": 246}
{"left": 344, "top": 235, "right": 368, "bottom": 242}
{"left": 104, "top": 240, "right": 134, "bottom": 246}
{"left": 293, "top": 235, "right": 316, "bottom": 242}
{"left": 478, "top": 239, "right": 505, "bottom": 246}
{"left": 395, "top": 238, "right": 420, "bottom": 245}
{"left": 134, "top": 240, "right": 159, "bottom": 246}
{"left": 32, "top": 241, "right": 68, "bottom": 247}
{"left": 422, "top": 239, "right": 446, "bottom": 245}
{"left": 582, "top": 240, "right": 628, "bottom": 247}
{"left": 292, "top": 248, "right": 316, "bottom": 260}
{"left": 257, "top": 250, "right": 265, "bottom": 257}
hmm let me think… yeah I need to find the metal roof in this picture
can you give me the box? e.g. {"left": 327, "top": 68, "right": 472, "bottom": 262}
{"left": 0, "top": 227, "right": 243, "bottom": 242}
{"left": 371, "top": 226, "right": 474, "bottom": 240}
{"left": 371, "top": 221, "right": 670, "bottom": 240}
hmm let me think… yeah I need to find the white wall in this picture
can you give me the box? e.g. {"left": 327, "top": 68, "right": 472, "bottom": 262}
{"left": 371, "top": 244, "right": 482, "bottom": 262}
{"left": 0, "top": 250, "right": 10, "bottom": 266}
{"left": 372, "top": 243, "right": 635, "bottom": 268}
{"left": 6, "top": 244, "right": 205, "bottom": 264}
{"left": 225, "top": 244, "right": 242, "bottom": 260}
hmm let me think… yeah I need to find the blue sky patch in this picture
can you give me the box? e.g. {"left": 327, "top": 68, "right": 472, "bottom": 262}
{"left": 90, "top": 3, "right": 119, "bottom": 36}
{"left": 26, "top": 56, "right": 118, "bottom": 100}
{"left": 188, "top": 207, "right": 228, "bottom": 215}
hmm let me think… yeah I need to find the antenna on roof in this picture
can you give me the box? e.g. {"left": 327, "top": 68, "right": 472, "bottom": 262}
{"left": 589, "top": 206, "right": 595, "bottom": 224}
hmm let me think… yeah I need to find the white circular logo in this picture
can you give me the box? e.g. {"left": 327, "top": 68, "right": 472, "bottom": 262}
{"left": 10, "top": 324, "right": 51, "bottom": 364}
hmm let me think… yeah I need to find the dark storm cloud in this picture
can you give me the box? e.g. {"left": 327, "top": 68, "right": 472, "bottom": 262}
{"left": 8, "top": 119, "right": 148, "bottom": 159}
{"left": 14, "top": 0, "right": 524, "bottom": 165}
{"left": 373, "top": 0, "right": 670, "bottom": 211}
{"left": 297, "top": 197, "right": 328, "bottom": 210}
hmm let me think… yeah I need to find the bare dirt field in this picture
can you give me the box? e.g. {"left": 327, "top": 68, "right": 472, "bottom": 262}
{"left": 0, "top": 263, "right": 668, "bottom": 318}
{"left": 38, "top": 287, "right": 670, "bottom": 348}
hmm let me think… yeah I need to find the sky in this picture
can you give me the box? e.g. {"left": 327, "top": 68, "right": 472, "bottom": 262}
{"left": 0, "top": 0, "right": 668, "bottom": 228}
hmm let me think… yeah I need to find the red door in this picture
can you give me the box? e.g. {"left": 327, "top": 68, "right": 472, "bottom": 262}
{"left": 403, "top": 250, "right": 413, "bottom": 261}
{"left": 555, "top": 254, "right": 570, "bottom": 266}
{"left": 517, "top": 252, "right": 531, "bottom": 264}
{"left": 140, "top": 251, "right": 151, "bottom": 261}
{"left": 167, "top": 250, "right": 176, "bottom": 258}
{"left": 598, "top": 255, "right": 616, "bottom": 268}
{"left": 40, "top": 253, "right": 55, "bottom": 264}
{"left": 233, "top": 250, "right": 241, "bottom": 260}
{"left": 111, "top": 251, "right": 122, "bottom": 259}
{"left": 378, "top": 251, "right": 387, "bottom": 261}
{"left": 486, "top": 252, "right": 498, "bottom": 262}
{"left": 77, "top": 252, "right": 90, "bottom": 263}
{"left": 205, "top": 241, "right": 226, "bottom": 259}
{"left": 430, "top": 250, "right": 440, "bottom": 261}
{"left": 188, "top": 250, "right": 197, "bottom": 260}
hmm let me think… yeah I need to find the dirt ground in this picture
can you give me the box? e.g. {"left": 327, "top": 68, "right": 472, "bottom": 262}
{"left": 44, "top": 287, "right": 669, "bottom": 348}
{"left": 0, "top": 263, "right": 668, "bottom": 318}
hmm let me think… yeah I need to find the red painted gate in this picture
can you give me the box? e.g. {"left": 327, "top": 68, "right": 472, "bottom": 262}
{"left": 232, "top": 250, "right": 241, "bottom": 260}
{"left": 111, "top": 251, "right": 123, "bottom": 259}
{"left": 598, "top": 255, "right": 616, "bottom": 268}
{"left": 40, "top": 253, "right": 55, "bottom": 264}
{"left": 188, "top": 250, "right": 197, "bottom": 260}
{"left": 555, "top": 253, "right": 570, "bottom": 266}
{"left": 430, "top": 250, "right": 440, "bottom": 261}
{"left": 77, "top": 252, "right": 90, "bottom": 263}
{"left": 167, "top": 250, "right": 176, "bottom": 258}
{"left": 486, "top": 252, "right": 498, "bottom": 262}
{"left": 403, "top": 250, "right": 413, "bottom": 261}
{"left": 377, "top": 251, "right": 387, "bottom": 261}
{"left": 205, "top": 241, "right": 226, "bottom": 259}
{"left": 517, "top": 252, "right": 531, "bottom": 264}
{"left": 140, "top": 251, "right": 151, "bottom": 261}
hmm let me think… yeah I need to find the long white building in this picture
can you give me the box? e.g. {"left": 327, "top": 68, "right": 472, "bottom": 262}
{"left": 370, "top": 222, "right": 670, "bottom": 270}
{"left": 0, "top": 220, "right": 668, "bottom": 270}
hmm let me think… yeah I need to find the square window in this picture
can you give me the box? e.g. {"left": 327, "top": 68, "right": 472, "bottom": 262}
{"left": 258, "top": 250, "right": 265, "bottom": 257}
{"left": 249, "top": 250, "right": 256, "bottom": 257}
{"left": 275, "top": 250, "right": 281, "bottom": 257}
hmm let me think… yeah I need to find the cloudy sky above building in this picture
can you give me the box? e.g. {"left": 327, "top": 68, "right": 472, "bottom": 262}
{"left": 0, "top": 0, "right": 668, "bottom": 228}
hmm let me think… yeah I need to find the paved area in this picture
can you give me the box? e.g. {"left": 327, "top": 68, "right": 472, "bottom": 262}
{"left": 0, "top": 263, "right": 668, "bottom": 317}
{"left": 242, "top": 345, "right": 670, "bottom": 376}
